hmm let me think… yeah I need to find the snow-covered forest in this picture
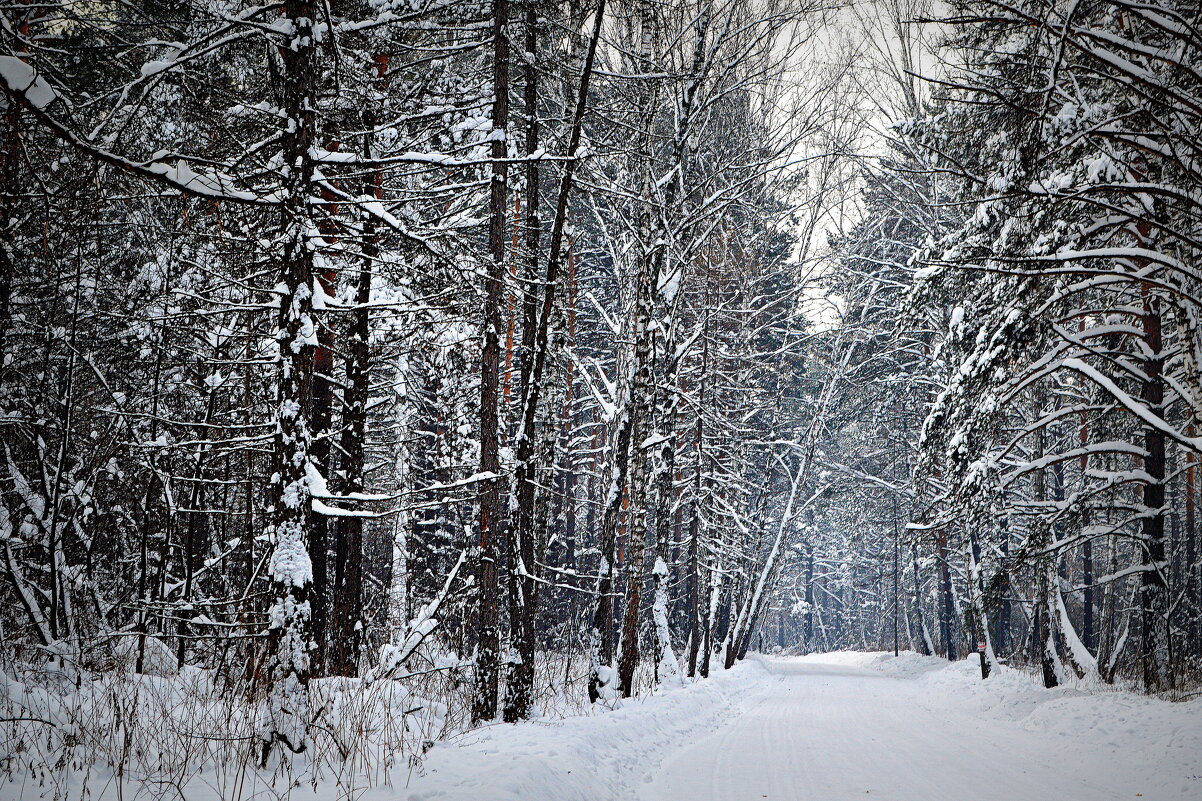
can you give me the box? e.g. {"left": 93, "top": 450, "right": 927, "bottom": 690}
{"left": 2, "top": 0, "right": 1201, "bottom": 798}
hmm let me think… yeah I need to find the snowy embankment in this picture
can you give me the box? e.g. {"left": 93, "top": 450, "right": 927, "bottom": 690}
{"left": 404, "top": 661, "right": 756, "bottom": 801}
{"left": 834, "top": 650, "right": 1202, "bottom": 759}
{"left": 840, "top": 650, "right": 1202, "bottom": 798}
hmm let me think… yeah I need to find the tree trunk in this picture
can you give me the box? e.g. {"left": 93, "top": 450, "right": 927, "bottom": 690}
{"left": 1140, "top": 291, "right": 1169, "bottom": 692}
{"left": 262, "top": 0, "right": 319, "bottom": 761}
{"left": 804, "top": 546, "right": 815, "bottom": 652}
{"left": 1035, "top": 563, "right": 1060, "bottom": 688}
{"left": 649, "top": 312, "right": 684, "bottom": 686}
{"left": 1186, "top": 429, "right": 1198, "bottom": 657}
{"left": 935, "top": 529, "right": 957, "bottom": 661}
{"left": 684, "top": 395, "right": 705, "bottom": 675}
{"left": 994, "top": 534, "right": 1012, "bottom": 657}
{"left": 1079, "top": 377, "right": 1096, "bottom": 653}
{"left": 910, "top": 542, "right": 932, "bottom": 656}
{"left": 327, "top": 54, "right": 388, "bottom": 676}
{"left": 500, "top": 0, "right": 605, "bottom": 717}
{"left": 615, "top": 199, "right": 658, "bottom": 695}
{"left": 308, "top": 265, "right": 336, "bottom": 676}
{"left": 501, "top": 4, "right": 541, "bottom": 720}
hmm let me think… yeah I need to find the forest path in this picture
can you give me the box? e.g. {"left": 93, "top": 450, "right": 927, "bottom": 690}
{"left": 641, "top": 654, "right": 1154, "bottom": 801}
{"left": 406, "top": 651, "right": 1199, "bottom": 801}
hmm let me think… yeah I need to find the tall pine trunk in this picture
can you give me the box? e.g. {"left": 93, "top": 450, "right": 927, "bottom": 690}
{"left": 262, "top": 0, "right": 319, "bottom": 760}
{"left": 502, "top": 4, "right": 542, "bottom": 723}
{"left": 1139, "top": 289, "right": 1169, "bottom": 692}
{"left": 327, "top": 54, "right": 389, "bottom": 677}
{"left": 472, "top": 0, "right": 510, "bottom": 724}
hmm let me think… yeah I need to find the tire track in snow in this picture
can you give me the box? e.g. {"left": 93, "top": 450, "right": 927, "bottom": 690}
{"left": 641, "top": 654, "right": 1173, "bottom": 801}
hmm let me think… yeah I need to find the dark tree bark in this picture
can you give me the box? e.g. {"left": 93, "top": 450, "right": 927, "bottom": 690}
{"left": 327, "top": 54, "right": 389, "bottom": 677}
{"left": 1034, "top": 568, "right": 1060, "bottom": 689}
{"left": 503, "top": 0, "right": 605, "bottom": 718}
{"left": 1079, "top": 368, "right": 1096, "bottom": 653}
{"left": 472, "top": 0, "right": 511, "bottom": 724}
{"left": 910, "top": 542, "right": 931, "bottom": 656}
{"left": 684, "top": 330, "right": 706, "bottom": 676}
{"left": 177, "top": 390, "right": 217, "bottom": 667}
{"left": 1139, "top": 291, "right": 1169, "bottom": 692}
{"left": 0, "top": 79, "right": 17, "bottom": 392}
{"left": 309, "top": 119, "right": 349, "bottom": 676}
{"left": 1186, "top": 430, "right": 1198, "bottom": 656}
{"left": 1082, "top": 520, "right": 1095, "bottom": 652}
{"left": 262, "top": 0, "right": 320, "bottom": 760}
{"left": 994, "top": 535, "right": 1012, "bottom": 657}
{"left": 892, "top": 501, "right": 901, "bottom": 657}
{"left": 935, "top": 529, "right": 957, "bottom": 661}
{"left": 804, "top": 546, "right": 815, "bottom": 652}
{"left": 502, "top": 3, "right": 543, "bottom": 723}
{"left": 328, "top": 286, "right": 367, "bottom": 675}
{"left": 309, "top": 262, "right": 336, "bottom": 675}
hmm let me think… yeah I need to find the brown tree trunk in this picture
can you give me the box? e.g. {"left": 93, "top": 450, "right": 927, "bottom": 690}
{"left": 472, "top": 0, "right": 511, "bottom": 724}
{"left": 1140, "top": 289, "right": 1169, "bottom": 692}
{"left": 684, "top": 334, "right": 706, "bottom": 676}
{"left": 1079, "top": 325, "right": 1096, "bottom": 653}
{"left": 1186, "top": 427, "right": 1197, "bottom": 655}
{"left": 503, "top": 5, "right": 542, "bottom": 723}
{"left": 327, "top": 53, "right": 389, "bottom": 677}
{"left": 502, "top": 0, "right": 605, "bottom": 717}
{"left": 329, "top": 260, "right": 368, "bottom": 676}
{"left": 309, "top": 121, "right": 345, "bottom": 677}
{"left": 309, "top": 263, "right": 336, "bottom": 676}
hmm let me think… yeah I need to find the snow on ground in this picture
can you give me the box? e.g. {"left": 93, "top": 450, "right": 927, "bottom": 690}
{"left": 6, "top": 652, "right": 1198, "bottom": 800}
{"left": 408, "top": 652, "right": 1202, "bottom": 801}
{"left": 405, "top": 661, "right": 750, "bottom": 801}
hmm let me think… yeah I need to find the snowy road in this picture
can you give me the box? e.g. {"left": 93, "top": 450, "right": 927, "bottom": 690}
{"left": 645, "top": 655, "right": 1145, "bottom": 801}
{"left": 407, "top": 652, "right": 1202, "bottom": 801}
